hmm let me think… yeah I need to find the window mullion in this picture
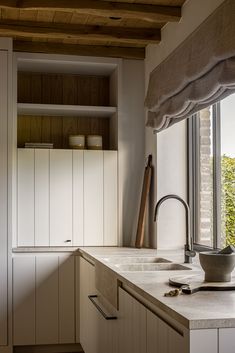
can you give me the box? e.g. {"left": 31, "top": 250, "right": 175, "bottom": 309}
{"left": 212, "top": 103, "right": 222, "bottom": 249}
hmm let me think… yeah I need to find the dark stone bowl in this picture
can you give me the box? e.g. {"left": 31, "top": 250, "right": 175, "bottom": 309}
{"left": 199, "top": 251, "right": 235, "bottom": 282}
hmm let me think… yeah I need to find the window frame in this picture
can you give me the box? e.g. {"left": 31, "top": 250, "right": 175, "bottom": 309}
{"left": 188, "top": 102, "right": 222, "bottom": 251}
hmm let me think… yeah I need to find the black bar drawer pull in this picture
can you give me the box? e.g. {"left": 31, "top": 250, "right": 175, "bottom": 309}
{"left": 88, "top": 295, "right": 117, "bottom": 320}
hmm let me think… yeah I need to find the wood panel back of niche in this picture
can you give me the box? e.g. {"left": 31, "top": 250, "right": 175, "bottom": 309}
{"left": 17, "top": 72, "right": 110, "bottom": 149}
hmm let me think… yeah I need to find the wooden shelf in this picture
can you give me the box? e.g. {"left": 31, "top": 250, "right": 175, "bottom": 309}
{"left": 17, "top": 103, "right": 117, "bottom": 117}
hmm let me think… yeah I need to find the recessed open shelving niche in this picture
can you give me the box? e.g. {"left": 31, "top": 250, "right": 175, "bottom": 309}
{"left": 16, "top": 53, "right": 120, "bottom": 150}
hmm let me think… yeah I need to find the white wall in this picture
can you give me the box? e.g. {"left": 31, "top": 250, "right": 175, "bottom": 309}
{"left": 145, "top": 0, "right": 226, "bottom": 249}
{"left": 120, "top": 59, "right": 145, "bottom": 246}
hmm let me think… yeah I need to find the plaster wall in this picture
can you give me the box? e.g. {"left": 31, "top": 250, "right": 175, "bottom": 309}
{"left": 145, "top": 0, "right": 226, "bottom": 249}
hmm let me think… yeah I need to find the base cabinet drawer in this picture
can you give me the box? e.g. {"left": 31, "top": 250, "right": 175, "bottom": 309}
{"left": 118, "top": 287, "right": 146, "bottom": 353}
{"left": 119, "top": 287, "right": 188, "bottom": 353}
{"left": 79, "top": 257, "right": 118, "bottom": 353}
{"left": 13, "top": 255, "right": 75, "bottom": 346}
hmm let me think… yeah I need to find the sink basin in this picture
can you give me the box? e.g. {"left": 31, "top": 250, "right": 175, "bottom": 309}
{"left": 113, "top": 263, "right": 191, "bottom": 272}
{"left": 103, "top": 257, "right": 171, "bottom": 264}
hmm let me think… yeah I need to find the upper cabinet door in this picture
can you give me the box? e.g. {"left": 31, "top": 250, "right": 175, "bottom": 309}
{"left": 104, "top": 151, "right": 118, "bottom": 246}
{"left": 73, "top": 150, "right": 84, "bottom": 246}
{"left": 84, "top": 151, "right": 104, "bottom": 246}
{"left": 17, "top": 149, "right": 118, "bottom": 247}
{"left": 17, "top": 148, "right": 35, "bottom": 246}
{"left": 50, "top": 150, "right": 73, "bottom": 246}
{"left": 35, "top": 149, "right": 50, "bottom": 246}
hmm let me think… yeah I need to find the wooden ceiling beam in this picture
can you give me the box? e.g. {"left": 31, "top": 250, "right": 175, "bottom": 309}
{"left": 0, "top": 19, "right": 161, "bottom": 45}
{"left": 0, "top": 0, "right": 181, "bottom": 23}
{"left": 13, "top": 40, "right": 145, "bottom": 60}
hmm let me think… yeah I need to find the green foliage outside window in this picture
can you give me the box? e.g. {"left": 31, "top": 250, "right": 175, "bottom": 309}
{"left": 221, "top": 155, "right": 235, "bottom": 246}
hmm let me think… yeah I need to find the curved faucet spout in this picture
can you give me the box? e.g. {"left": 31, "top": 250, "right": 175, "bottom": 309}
{"left": 154, "top": 194, "right": 196, "bottom": 263}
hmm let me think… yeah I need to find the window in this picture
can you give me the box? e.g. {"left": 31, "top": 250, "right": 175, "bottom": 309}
{"left": 188, "top": 93, "right": 235, "bottom": 250}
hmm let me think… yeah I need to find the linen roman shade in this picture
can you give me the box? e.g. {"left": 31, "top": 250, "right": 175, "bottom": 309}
{"left": 145, "top": 0, "right": 235, "bottom": 132}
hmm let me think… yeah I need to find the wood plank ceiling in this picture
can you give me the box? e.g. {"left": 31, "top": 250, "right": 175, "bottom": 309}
{"left": 0, "top": 0, "right": 187, "bottom": 59}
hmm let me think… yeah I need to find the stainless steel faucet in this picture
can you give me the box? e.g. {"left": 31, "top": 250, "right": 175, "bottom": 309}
{"left": 154, "top": 194, "right": 196, "bottom": 263}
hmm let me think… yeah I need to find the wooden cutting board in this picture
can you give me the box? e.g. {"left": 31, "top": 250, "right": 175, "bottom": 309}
{"left": 169, "top": 275, "right": 235, "bottom": 294}
{"left": 135, "top": 155, "right": 153, "bottom": 248}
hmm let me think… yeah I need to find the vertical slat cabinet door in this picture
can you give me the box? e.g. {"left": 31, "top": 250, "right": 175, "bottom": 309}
{"left": 75, "top": 256, "right": 80, "bottom": 343}
{"left": 104, "top": 151, "right": 118, "bottom": 246}
{"left": 35, "top": 149, "right": 49, "bottom": 246}
{"left": 168, "top": 325, "right": 187, "bottom": 353}
{"left": 147, "top": 309, "right": 187, "bottom": 353}
{"left": 87, "top": 267, "right": 100, "bottom": 353}
{"left": 17, "top": 148, "right": 35, "bottom": 246}
{"left": 50, "top": 150, "right": 72, "bottom": 246}
{"left": 0, "top": 50, "right": 8, "bottom": 346}
{"left": 84, "top": 151, "right": 103, "bottom": 246}
{"left": 79, "top": 257, "right": 97, "bottom": 353}
{"left": 147, "top": 310, "right": 163, "bottom": 353}
{"left": 118, "top": 288, "right": 147, "bottom": 353}
{"left": 58, "top": 255, "right": 75, "bottom": 343}
{"left": 102, "top": 311, "right": 118, "bottom": 353}
{"left": 190, "top": 329, "right": 217, "bottom": 353}
{"left": 13, "top": 256, "right": 36, "bottom": 345}
{"left": 73, "top": 150, "right": 84, "bottom": 245}
{"left": 219, "top": 328, "right": 235, "bottom": 353}
{"left": 79, "top": 257, "right": 89, "bottom": 349}
{"left": 36, "top": 256, "right": 59, "bottom": 344}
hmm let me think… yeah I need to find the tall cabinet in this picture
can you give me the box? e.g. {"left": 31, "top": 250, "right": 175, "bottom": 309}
{"left": 0, "top": 38, "right": 12, "bottom": 353}
{"left": 14, "top": 53, "right": 121, "bottom": 248}
{"left": 11, "top": 52, "right": 145, "bottom": 349}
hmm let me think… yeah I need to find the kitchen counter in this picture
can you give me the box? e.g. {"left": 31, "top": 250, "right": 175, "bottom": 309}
{"left": 12, "top": 246, "right": 81, "bottom": 252}
{"left": 78, "top": 247, "right": 235, "bottom": 330}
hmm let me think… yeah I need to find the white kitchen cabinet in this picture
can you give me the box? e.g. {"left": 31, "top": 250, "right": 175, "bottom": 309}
{"left": 75, "top": 257, "right": 80, "bottom": 344}
{"left": 147, "top": 309, "right": 168, "bottom": 353}
{"left": 13, "top": 257, "right": 36, "bottom": 345}
{"left": 119, "top": 287, "right": 147, "bottom": 353}
{"left": 13, "top": 254, "right": 75, "bottom": 346}
{"left": 36, "top": 256, "right": 59, "bottom": 344}
{"left": 73, "top": 150, "right": 84, "bottom": 246}
{"left": 104, "top": 151, "right": 118, "bottom": 246}
{"left": 79, "top": 257, "right": 118, "bottom": 353}
{"left": 17, "top": 148, "right": 34, "bottom": 246}
{"left": 0, "top": 49, "right": 9, "bottom": 348}
{"left": 35, "top": 149, "right": 50, "bottom": 246}
{"left": 84, "top": 151, "right": 104, "bottom": 246}
{"left": 50, "top": 150, "right": 73, "bottom": 246}
{"left": 58, "top": 256, "right": 75, "bottom": 344}
{"left": 119, "top": 287, "right": 188, "bottom": 353}
{"left": 190, "top": 329, "right": 217, "bottom": 353}
{"left": 17, "top": 149, "right": 50, "bottom": 246}
{"left": 219, "top": 328, "right": 235, "bottom": 353}
{"left": 79, "top": 256, "right": 97, "bottom": 353}
{"left": 147, "top": 309, "right": 187, "bottom": 353}
{"left": 17, "top": 149, "right": 118, "bottom": 247}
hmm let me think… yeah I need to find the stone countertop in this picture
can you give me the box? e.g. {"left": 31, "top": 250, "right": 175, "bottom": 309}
{"left": 12, "top": 246, "right": 81, "bottom": 253}
{"left": 78, "top": 247, "right": 235, "bottom": 330}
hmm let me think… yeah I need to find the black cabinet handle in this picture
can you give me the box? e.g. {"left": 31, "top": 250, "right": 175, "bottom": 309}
{"left": 65, "top": 240, "right": 71, "bottom": 243}
{"left": 88, "top": 295, "right": 117, "bottom": 320}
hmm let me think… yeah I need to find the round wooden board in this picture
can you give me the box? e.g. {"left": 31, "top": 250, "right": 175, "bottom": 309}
{"left": 169, "top": 274, "right": 235, "bottom": 294}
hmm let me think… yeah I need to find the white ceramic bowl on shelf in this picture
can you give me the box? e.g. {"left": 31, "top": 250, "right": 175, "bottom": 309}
{"left": 69, "top": 135, "right": 85, "bottom": 149}
{"left": 87, "top": 135, "right": 102, "bottom": 150}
